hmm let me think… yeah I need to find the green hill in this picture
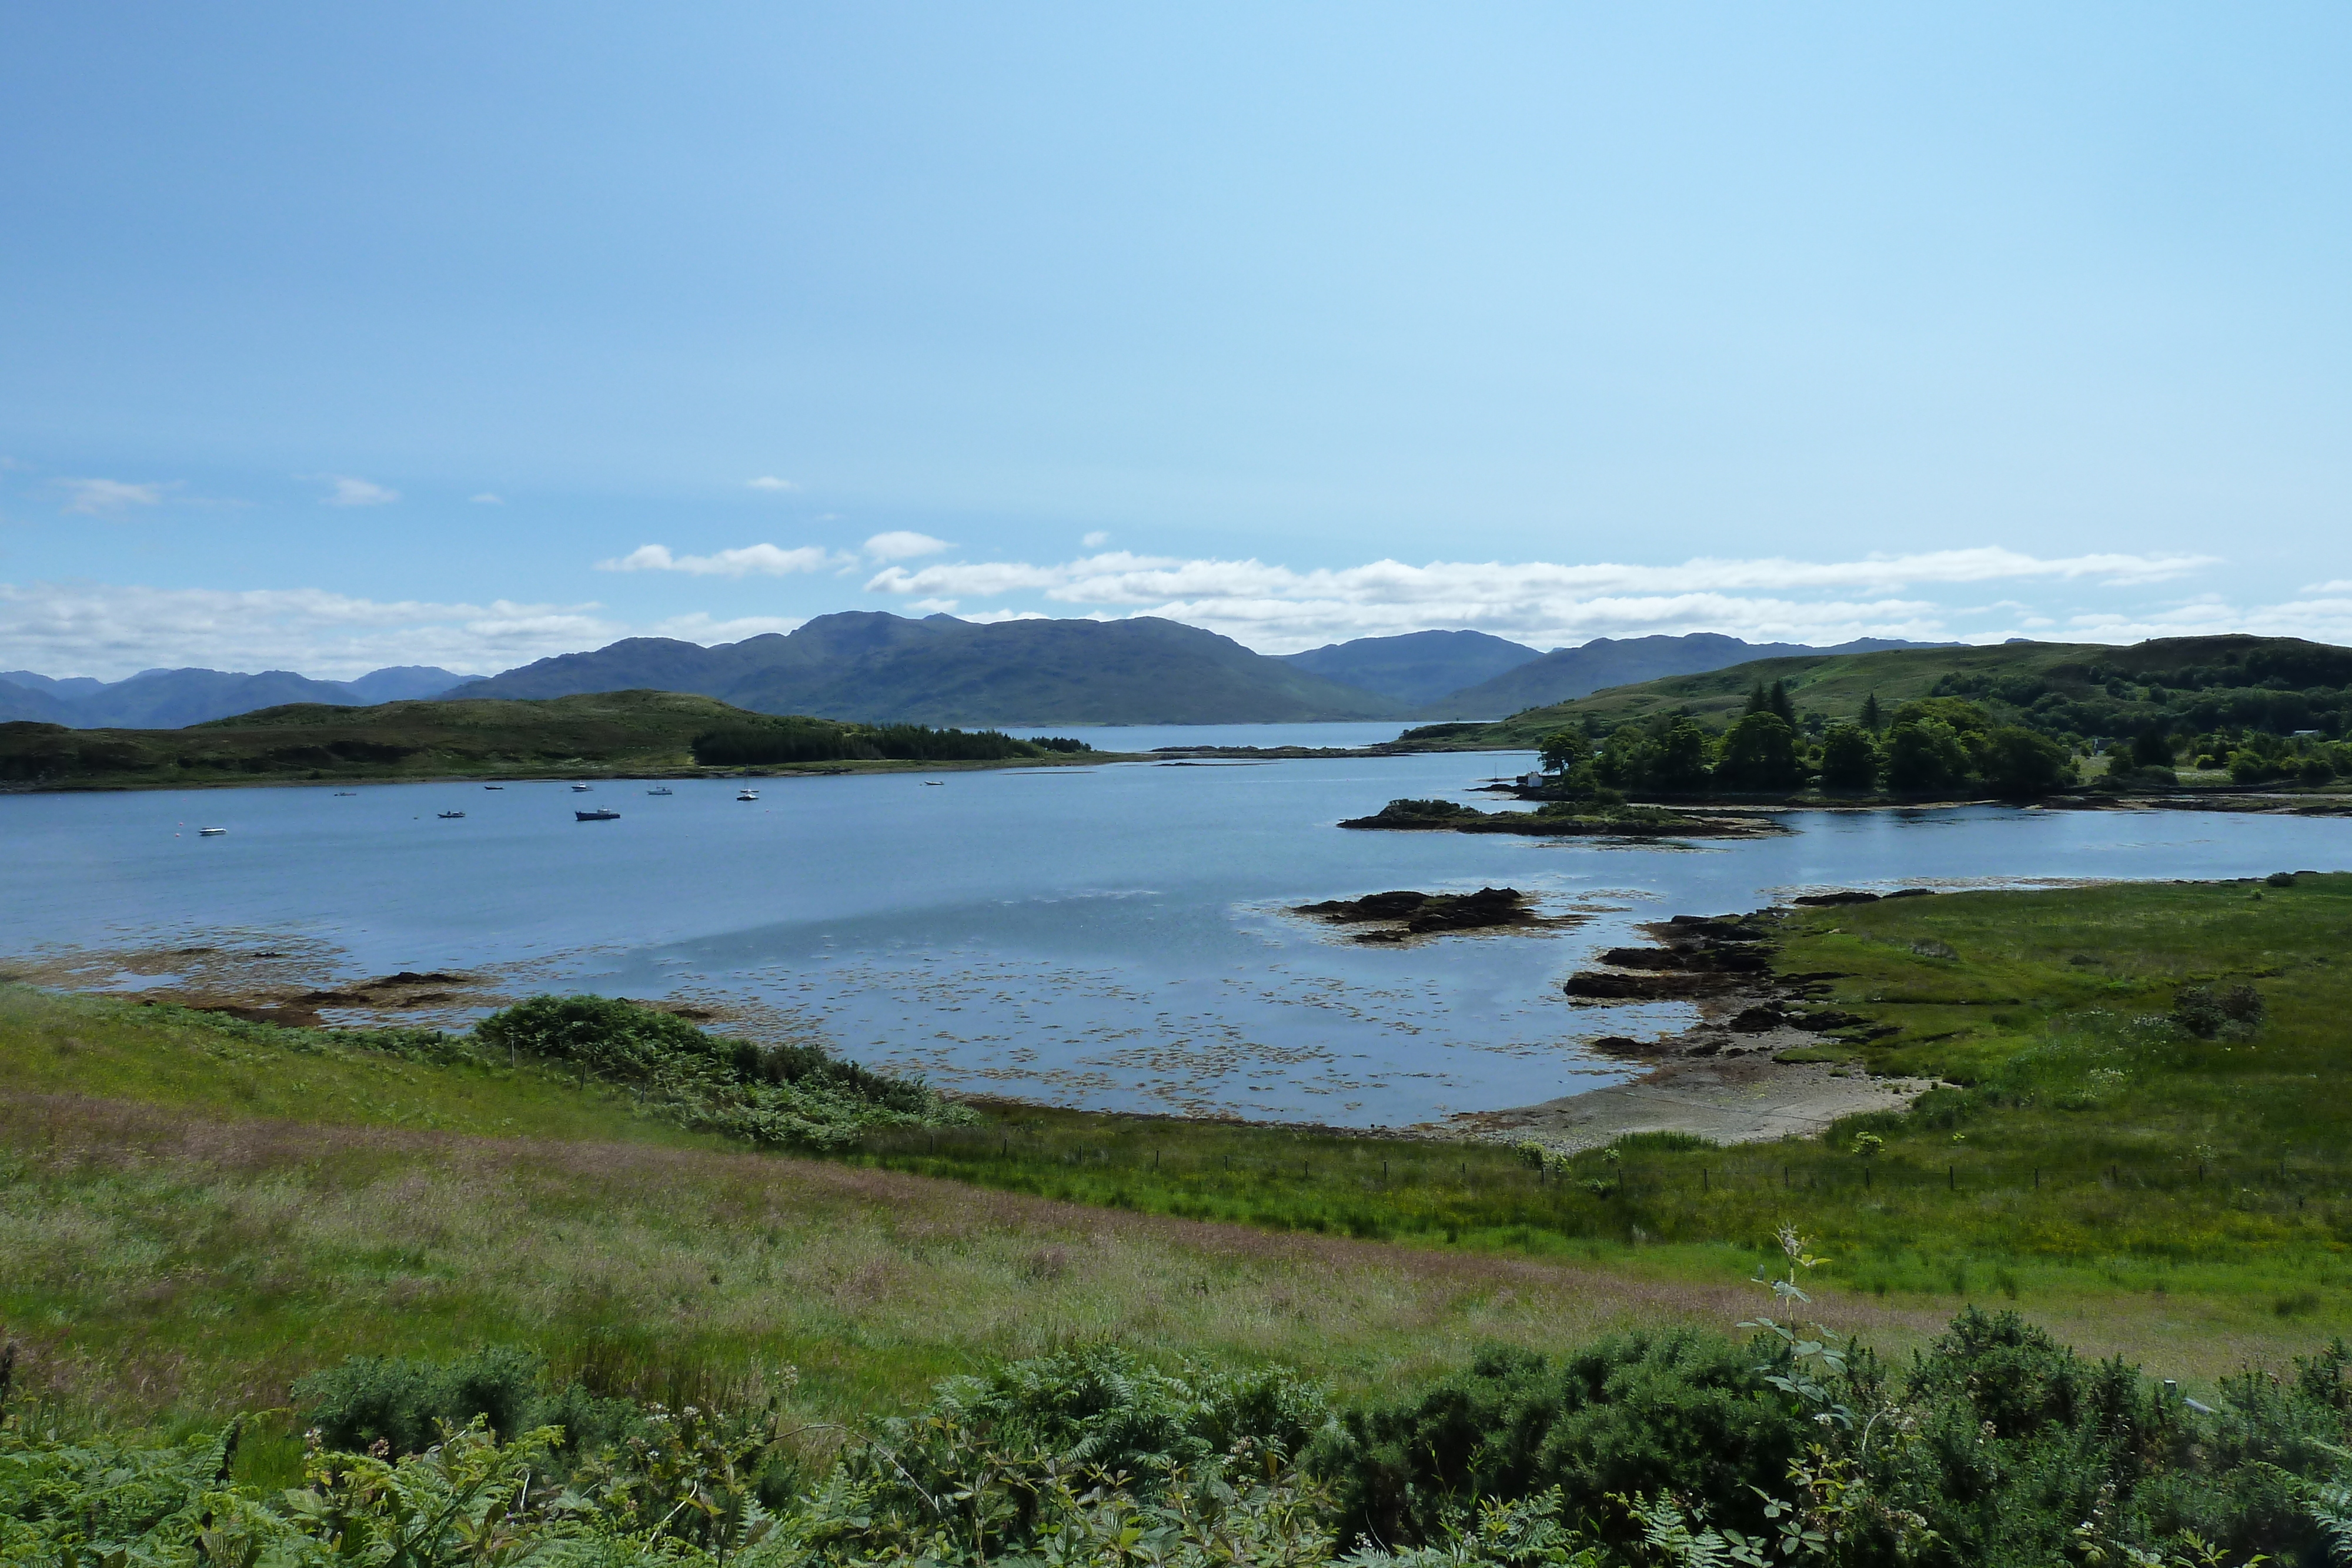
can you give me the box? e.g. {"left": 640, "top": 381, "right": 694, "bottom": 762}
{"left": 0, "top": 688, "right": 1108, "bottom": 790}
{"left": 1407, "top": 634, "right": 2352, "bottom": 748}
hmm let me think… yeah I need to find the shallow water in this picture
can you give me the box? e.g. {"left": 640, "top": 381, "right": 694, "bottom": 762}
{"left": 3, "top": 728, "right": 2347, "bottom": 1126}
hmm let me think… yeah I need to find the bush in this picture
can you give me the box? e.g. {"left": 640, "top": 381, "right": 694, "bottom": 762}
{"left": 474, "top": 995, "right": 970, "bottom": 1148}
{"left": 295, "top": 1346, "right": 636, "bottom": 1458}
{"left": 2171, "top": 984, "right": 2266, "bottom": 1040}
{"left": 1311, "top": 1329, "right": 1799, "bottom": 1550}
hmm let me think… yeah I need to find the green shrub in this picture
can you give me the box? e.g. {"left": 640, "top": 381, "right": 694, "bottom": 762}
{"left": 2170, "top": 984, "right": 2265, "bottom": 1040}
{"left": 1311, "top": 1329, "right": 1800, "bottom": 1550}
{"left": 473, "top": 995, "right": 971, "bottom": 1149}
{"left": 294, "top": 1345, "right": 635, "bottom": 1459}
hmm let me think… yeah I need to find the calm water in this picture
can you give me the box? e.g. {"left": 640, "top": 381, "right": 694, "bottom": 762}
{"left": 4, "top": 727, "right": 2347, "bottom": 1126}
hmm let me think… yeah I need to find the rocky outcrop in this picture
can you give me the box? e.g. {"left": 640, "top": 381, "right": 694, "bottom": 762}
{"left": 1337, "top": 798, "right": 1786, "bottom": 839}
{"left": 1294, "top": 886, "right": 1539, "bottom": 942}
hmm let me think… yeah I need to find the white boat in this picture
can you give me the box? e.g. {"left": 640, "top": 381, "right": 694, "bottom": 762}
{"left": 571, "top": 783, "right": 593, "bottom": 793}
{"left": 736, "top": 788, "right": 760, "bottom": 801}
{"left": 198, "top": 827, "right": 227, "bottom": 836}
{"left": 438, "top": 811, "right": 465, "bottom": 820}
{"left": 647, "top": 786, "right": 674, "bottom": 796}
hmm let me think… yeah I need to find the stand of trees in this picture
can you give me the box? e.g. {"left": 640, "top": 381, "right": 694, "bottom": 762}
{"left": 689, "top": 719, "right": 1089, "bottom": 765}
{"left": 1541, "top": 694, "right": 2077, "bottom": 799}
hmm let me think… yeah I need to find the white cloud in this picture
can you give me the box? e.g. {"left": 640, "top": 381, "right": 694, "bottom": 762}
{"left": 1082, "top": 530, "right": 1110, "bottom": 547}
{"left": 647, "top": 611, "right": 807, "bottom": 641}
{"left": 0, "top": 580, "right": 623, "bottom": 681}
{"left": 909, "top": 597, "right": 960, "bottom": 613}
{"left": 862, "top": 545, "right": 2225, "bottom": 652}
{"left": 747, "top": 476, "right": 798, "bottom": 492}
{"left": 864, "top": 530, "right": 951, "bottom": 561}
{"left": 2301, "top": 579, "right": 2352, "bottom": 596}
{"left": 320, "top": 476, "right": 398, "bottom": 507}
{"left": 470, "top": 492, "right": 505, "bottom": 505}
{"left": 59, "top": 478, "right": 168, "bottom": 516}
{"left": 596, "top": 541, "right": 847, "bottom": 577}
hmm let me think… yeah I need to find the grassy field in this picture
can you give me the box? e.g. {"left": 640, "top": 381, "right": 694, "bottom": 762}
{"left": 0, "top": 688, "right": 1118, "bottom": 790}
{"left": 11, "top": 870, "right": 2352, "bottom": 1446}
{"left": 0, "top": 987, "right": 1872, "bottom": 1452}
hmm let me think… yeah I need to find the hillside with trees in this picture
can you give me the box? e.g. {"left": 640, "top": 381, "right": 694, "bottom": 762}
{"left": 0, "top": 689, "right": 1101, "bottom": 789}
{"left": 1408, "top": 634, "right": 2352, "bottom": 797}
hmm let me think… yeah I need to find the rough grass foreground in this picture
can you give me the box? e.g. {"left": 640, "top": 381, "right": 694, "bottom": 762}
{"left": 0, "top": 1089, "right": 1949, "bottom": 1434}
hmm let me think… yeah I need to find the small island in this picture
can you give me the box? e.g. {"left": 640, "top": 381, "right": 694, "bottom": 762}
{"left": 1291, "top": 885, "right": 1552, "bottom": 942}
{"left": 1337, "top": 796, "right": 1786, "bottom": 838}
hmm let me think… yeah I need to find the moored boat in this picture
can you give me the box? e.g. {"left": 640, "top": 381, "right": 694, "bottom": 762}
{"left": 575, "top": 808, "right": 622, "bottom": 821}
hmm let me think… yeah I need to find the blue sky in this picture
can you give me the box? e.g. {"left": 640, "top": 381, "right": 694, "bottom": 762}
{"left": 2, "top": 4, "right": 2348, "bottom": 677}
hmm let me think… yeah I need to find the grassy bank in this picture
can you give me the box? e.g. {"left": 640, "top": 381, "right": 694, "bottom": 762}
{"left": 0, "top": 688, "right": 1118, "bottom": 790}
{"left": 12, "top": 854, "right": 2352, "bottom": 1440}
{"left": 830, "top": 877, "right": 2352, "bottom": 1320}
{"left": 1, "top": 988, "right": 1849, "bottom": 1446}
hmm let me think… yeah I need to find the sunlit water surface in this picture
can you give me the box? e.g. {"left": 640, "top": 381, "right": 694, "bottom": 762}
{"left": 4, "top": 724, "right": 2346, "bottom": 1126}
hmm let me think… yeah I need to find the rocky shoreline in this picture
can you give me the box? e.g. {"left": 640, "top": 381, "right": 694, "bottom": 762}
{"left": 1442, "top": 899, "right": 1935, "bottom": 1153}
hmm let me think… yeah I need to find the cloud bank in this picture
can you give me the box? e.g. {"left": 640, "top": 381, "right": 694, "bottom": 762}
{"left": 863, "top": 546, "right": 2223, "bottom": 652}
{"left": 14, "top": 545, "right": 2347, "bottom": 685}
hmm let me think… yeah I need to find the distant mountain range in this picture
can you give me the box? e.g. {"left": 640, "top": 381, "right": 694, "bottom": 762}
{"left": 1413, "top": 633, "right": 1958, "bottom": 718}
{"left": 0, "top": 664, "right": 475, "bottom": 729}
{"left": 447, "top": 613, "right": 1398, "bottom": 724}
{"left": 1, "top": 618, "right": 1960, "bottom": 730}
{"left": 1276, "top": 629, "right": 1544, "bottom": 705}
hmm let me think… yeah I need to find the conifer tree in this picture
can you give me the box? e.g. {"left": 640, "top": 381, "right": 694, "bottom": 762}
{"left": 1861, "top": 690, "right": 1883, "bottom": 731}
{"left": 1768, "top": 679, "right": 1795, "bottom": 725}
{"left": 1746, "top": 680, "right": 1769, "bottom": 716}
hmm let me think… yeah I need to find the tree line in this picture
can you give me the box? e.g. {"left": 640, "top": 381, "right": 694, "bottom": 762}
{"left": 1541, "top": 683, "right": 2077, "bottom": 798}
{"left": 689, "top": 719, "right": 1091, "bottom": 765}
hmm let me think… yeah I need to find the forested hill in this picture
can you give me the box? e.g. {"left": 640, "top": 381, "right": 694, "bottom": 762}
{"left": 1413, "top": 634, "right": 2352, "bottom": 748}
{"left": 1413, "top": 633, "right": 1954, "bottom": 718}
{"left": 0, "top": 690, "right": 1110, "bottom": 788}
{"left": 449, "top": 612, "right": 1405, "bottom": 725}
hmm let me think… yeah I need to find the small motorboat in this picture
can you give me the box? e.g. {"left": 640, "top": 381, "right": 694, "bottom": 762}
{"left": 575, "top": 808, "right": 622, "bottom": 821}
{"left": 736, "top": 788, "right": 760, "bottom": 801}
{"left": 647, "top": 786, "right": 674, "bottom": 796}
{"left": 922, "top": 780, "right": 944, "bottom": 787}
{"left": 483, "top": 785, "right": 503, "bottom": 791}
{"left": 571, "top": 783, "right": 593, "bottom": 793}
{"left": 438, "top": 811, "right": 466, "bottom": 820}
{"left": 333, "top": 790, "right": 357, "bottom": 797}
{"left": 198, "top": 826, "right": 228, "bottom": 836}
